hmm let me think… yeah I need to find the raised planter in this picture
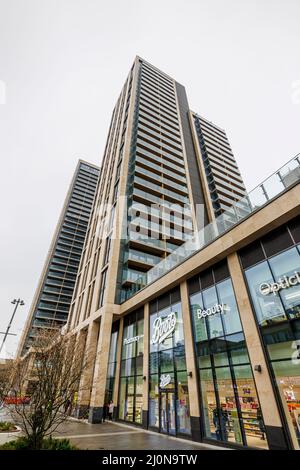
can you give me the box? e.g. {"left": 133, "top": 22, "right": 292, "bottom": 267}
{"left": 0, "top": 426, "right": 22, "bottom": 445}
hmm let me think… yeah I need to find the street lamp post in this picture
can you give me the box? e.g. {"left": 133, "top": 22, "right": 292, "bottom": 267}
{"left": 0, "top": 298, "right": 25, "bottom": 355}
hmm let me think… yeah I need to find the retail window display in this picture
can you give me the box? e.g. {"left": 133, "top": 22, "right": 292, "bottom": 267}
{"left": 189, "top": 263, "right": 268, "bottom": 449}
{"left": 244, "top": 242, "right": 300, "bottom": 449}
{"left": 118, "top": 309, "right": 144, "bottom": 424}
{"left": 149, "top": 288, "right": 191, "bottom": 436}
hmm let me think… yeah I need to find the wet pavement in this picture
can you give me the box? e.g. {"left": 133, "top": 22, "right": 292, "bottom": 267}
{"left": 53, "top": 419, "right": 224, "bottom": 450}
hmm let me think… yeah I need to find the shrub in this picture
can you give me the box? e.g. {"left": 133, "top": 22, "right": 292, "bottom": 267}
{"left": 0, "top": 421, "right": 16, "bottom": 432}
{"left": 0, "top": 437, "right": 29, "bottom": 449}
{"left": 41, "top": 437, "right": 77, "bottom": 450}
{"left": 0, "top": 436, "right": 77, "bottom": 450}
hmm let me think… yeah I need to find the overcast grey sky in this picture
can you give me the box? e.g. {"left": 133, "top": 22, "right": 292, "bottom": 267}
{"left": 0, "top": 0, "right": 299, "bottom": 357}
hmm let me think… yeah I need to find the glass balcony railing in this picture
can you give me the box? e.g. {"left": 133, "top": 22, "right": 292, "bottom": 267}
{"left": 122, "top": 154, "right": 300, "bottom": 301}
{"left": 136, "top": 138, "right": 184, "bottom": 168}
{"left": 129, "top": 203, "right": 193, "bottom": 230}
{"left": 125, "top": 249, "right": 162, "bottom": 266}
{"left": 138, "top": 109, "right": 181, "bottom": 139}
{"left": 130, "top": 217, "right": 192, "bottom": 241}
{"left": 136, "top": 146, "right": 186, "bottom": 175}
{"left": 135, "top": 165, "right": 188, "bottom": 194}
{"left": 138, "top": 124, "right": 182, "bottom": 154}
{"left": 134, "top": 176, "right": 189, "bottom": 203}
{"left": 135, "top": 154, "right": 187, "bottom": 181}
{"left": 138, "top": 116, "right": 181, "bottom": 144}
{"left": 129, "top": 231, "right": 179, "bottom": 252}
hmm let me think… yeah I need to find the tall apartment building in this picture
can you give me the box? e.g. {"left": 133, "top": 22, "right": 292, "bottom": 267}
{"left": 17, "top": 160, "right": 99, "bottom": 356}
{"left": 190, "top": 112, "right": 246, "bottom": 220}
{"left": 65, "top": 56, "right": 246, "bottom": 413}
{"left": 20, "top": 58, "right": 300, "bottom": 450}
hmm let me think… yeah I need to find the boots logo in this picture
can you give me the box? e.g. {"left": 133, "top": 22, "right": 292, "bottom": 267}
{"left": 160, "top": 374, "right": 171, "bottom": 388}
{"left": 259, "top": 272, "right": 300, "bottom": 296}
{"left": 151, "top": 312, "right": 177, "bottom": 345}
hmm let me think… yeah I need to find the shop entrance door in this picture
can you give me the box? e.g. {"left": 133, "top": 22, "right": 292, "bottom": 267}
{"left": 160, "top": 391, "right": 176, "bottom": 435}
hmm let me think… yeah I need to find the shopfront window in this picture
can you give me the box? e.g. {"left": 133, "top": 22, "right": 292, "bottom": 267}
{"left": 190, "top": 271, "right": 268, "bottom": 449}
{"left": 119, "top": 309, "right": 144, "bottom": 424}
{"left": 149, "top": 290, "right": 191, "bottom": 435}
{"left": 244, "top": 244, "right": 300, "bottom": 448}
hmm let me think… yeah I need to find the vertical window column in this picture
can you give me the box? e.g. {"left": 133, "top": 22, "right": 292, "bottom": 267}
{"left": 228, "top": 252, "right": 288, "bottom": 449}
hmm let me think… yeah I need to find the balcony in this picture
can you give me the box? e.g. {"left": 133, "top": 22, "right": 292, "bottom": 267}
{"left": 129, "top": 203, "right": 193, "bottom": 231}
{"left": 136, "top": 138, "right": 184, "bottom": 169}
{"left": 134, "top": 176, "right": 189, "bottom": 204}
{"left": 134, "top": 165, "right": 188, "bottom": 196}
{"left": 122, "top": 153, "right": 300, "bottom": 301}
{"left": 135, "top": 152, "right": 186, "bottom": 180}
{"left": 124, "top": 249, "right": 162, "bottom": 270}
{"left": 128, "top": 231, "right": 179, "bottom": 255}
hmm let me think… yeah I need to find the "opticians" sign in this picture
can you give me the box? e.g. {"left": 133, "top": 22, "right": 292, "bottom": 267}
{"left": 259, "top": 272, "right": 300, "bottom": 296}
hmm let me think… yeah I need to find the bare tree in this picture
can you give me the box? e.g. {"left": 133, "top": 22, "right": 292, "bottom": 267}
{"left": 0, "top": 330, "right": 88, "bottom": 449}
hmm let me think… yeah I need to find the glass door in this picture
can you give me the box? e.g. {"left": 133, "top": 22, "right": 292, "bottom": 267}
{"left": 160, "top": 391, "right": 176, "bottom": 435}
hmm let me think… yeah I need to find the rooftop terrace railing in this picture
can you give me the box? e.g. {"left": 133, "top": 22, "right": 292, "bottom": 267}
{"left": 122, "top": 154, "right": 300, "bottom": 301}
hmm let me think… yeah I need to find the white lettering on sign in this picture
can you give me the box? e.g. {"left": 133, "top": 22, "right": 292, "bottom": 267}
{"left": 160, "top": 374, "right": 171, "bottom": 388}
{"left": 196, "top": 303, "right": 227, "bottom": 319}
{"left": 124, "top": 334, "right": 144, "bottom": 345}
{"left": 151, "top": 312, "right": 177, "bottom": 345}
{"left": 259, "top": 272, "right": 300, "bottom": 296}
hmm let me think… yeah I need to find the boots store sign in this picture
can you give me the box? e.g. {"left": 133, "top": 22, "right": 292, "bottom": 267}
{"left": 160, "top": 374, "right": 172, "bottom": 388}
{"left": 151, "top": 312, "right": 177, "bottom": 345}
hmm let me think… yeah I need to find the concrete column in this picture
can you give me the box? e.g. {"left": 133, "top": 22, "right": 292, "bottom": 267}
{"left": 228, "top": 252, "right": 291, "bottom": 450}
{"left": 76, "top": 321, "right": 100, "bottom": 419}
{"left": 88, "top": 307, "right": 114, "bottom": 423}
{"left": 180, "top": 281, "right": 201, "bottom": 441}
{"left": 142, "top": 303, "right": 149, "bottom": 428}
{"left": 112, "top": 317, "right": 124, "bottom": 419}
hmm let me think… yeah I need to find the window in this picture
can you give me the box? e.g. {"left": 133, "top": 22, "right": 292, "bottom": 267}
{"left": 190, "top": 273, "right": 268, "bottom": 449}
{"left": 103, "top": 236, "right": 112, "bottom": 266}
{"left": 244, "top": 244, "right": 300, "bottom": 448}
{"left": 119, "top": 309, "right": 144, "bottom": 424}
{"left": 149, "top": 290, "right": 191, "bottom": 435}
{"left": 98, "top": 269, "right": 107, "bottom": 308}
{"left": 105, "top": 321, "right": 119, "bottom": 403}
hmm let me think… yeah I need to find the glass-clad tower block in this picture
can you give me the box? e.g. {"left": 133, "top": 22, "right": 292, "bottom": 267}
{"left": 17, "top": 160, "right": 99, "bottom": 356}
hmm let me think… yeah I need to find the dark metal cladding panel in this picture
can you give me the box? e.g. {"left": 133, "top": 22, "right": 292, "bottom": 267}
{"left": 175, "top": 82, "right": 209, "bottom": 229}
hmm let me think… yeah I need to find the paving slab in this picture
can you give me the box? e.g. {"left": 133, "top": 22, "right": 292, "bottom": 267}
{"left": 53, "top": 419, "right": 225, "bottom": 450}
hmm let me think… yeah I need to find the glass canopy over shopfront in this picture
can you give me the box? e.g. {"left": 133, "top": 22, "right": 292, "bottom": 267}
{"left": 243, "top": 222, "right": 300, "bottom": 449}
{"left": 189, "top": 262, "right": 268, "bottom": 449}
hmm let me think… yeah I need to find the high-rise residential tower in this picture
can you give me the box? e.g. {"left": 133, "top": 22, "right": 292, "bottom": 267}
{"left": 189, "top": 112, "right": 246, "bottom": 220}
{"left": 19, "top": 58, "right": 300, "bottom": 450}
{"left": 64, "top": 57, "right": 246, "bottom": 418}
{"left": 17, "top": 160, "right": 99, "bottom": 356}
